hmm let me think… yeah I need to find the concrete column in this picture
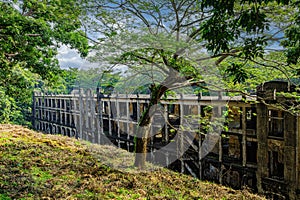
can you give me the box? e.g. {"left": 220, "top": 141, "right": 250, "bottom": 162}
{"left": 89, "top": 90, "right": 95, "bottom": 143}
{"left": 218, "top": 105, "right": 223, "bottom": 184}
{"left": 116, "top": 94, "right": 121, "bottom": 148}
{"left": 285, "top": 113, "right": 297, "bottom": 199}
{"left": 296, "top": 115, "right": 300, "bottom": 199}
{"left": 126, "top": 95, "right": 130, "bottom": 151}
{"left": 96, "top": 91, "right": 103, "bottom": 144}
{"left": 198, "top": 102, "right": 203, "bottom": 180}
{"left": 84, "top": 90, "right": 89, "bottom": 141}
{"left": 242, "top": 106, "right": 247, "bottom": 167}
{"left": 79, "top": 89, "right": 84, "bottom": 139}
{"left": 256, "top": 103, "right": 268, "bottom": 194}
{"left": 164, "top": 104, "right": 169, "bottom": 143}
{"left": 32, "top": 91, "right": 37, "bottom": 129}
{"left": 179, "top": 94, "right": 184, "bottom": 174}
{"left": 108, "top": 99, "right": 112, "bottom": 136}
{"left": 59, "top": 99, "right": 63, "bottom": 125}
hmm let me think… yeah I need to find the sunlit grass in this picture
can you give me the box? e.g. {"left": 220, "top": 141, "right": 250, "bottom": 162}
{"left": 0, "top": 124, "right": 266, "bottom": 200}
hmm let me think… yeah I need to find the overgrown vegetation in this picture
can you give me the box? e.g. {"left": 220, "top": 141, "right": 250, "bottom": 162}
{"left": 85, "top": 0, "right": 300, "bottom": 168}
{"left": 0, "top": 124, "right": 265, "bottom": 200}
{"left": 0, "top": 0, "right": 88, "bottom": 125}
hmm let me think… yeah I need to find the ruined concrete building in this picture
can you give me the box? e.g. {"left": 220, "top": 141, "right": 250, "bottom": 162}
{"left": 32, "top": 81, "right": 300, "bottom": 199}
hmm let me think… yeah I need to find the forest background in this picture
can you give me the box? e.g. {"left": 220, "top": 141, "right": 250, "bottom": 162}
{"left": 0, "top": 0, "right": 299, "bottom": 129}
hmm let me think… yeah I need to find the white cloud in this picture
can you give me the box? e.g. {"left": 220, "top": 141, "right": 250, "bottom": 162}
{"left": 57, "top": 45, "right": 100, "bottom": 69}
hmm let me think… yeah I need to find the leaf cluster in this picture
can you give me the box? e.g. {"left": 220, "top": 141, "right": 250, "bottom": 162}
{"left": 0, "top": 0, "right": 89, "bottom": 124}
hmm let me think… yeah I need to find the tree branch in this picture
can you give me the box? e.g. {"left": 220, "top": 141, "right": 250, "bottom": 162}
{"left": 215, "top": 50, "right": 240, "bottom": 65}
{"left": 5, "top": 53, "right": 19, "bottom": 57}
{"left": 25, "top": 34, "right": 42, "bottom": 37}
{"left": 130, "top": 52, "right": 170, "bottom": 75}
{"left": 122, "top": 1, "right": 153, "bottom": 34}
{"left": 249, "top": 58, "right": 292, "bottom": 86}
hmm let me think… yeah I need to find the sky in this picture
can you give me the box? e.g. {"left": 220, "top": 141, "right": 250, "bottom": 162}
{"left": 57, "top": 45, "right": 100, "bottom": 69}
{"left": 8, "top": 1, "right": 98, "bottom": 70}
{"left": 57, "top": 45, "right": 129, "bottom": 76}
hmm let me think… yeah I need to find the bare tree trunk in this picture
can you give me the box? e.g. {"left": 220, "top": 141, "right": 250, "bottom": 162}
{"left": 134, "top": 122, "right": 151, "bottom": 169}
{"left": 134, "top": 84, "right": 168, "bottom": 169}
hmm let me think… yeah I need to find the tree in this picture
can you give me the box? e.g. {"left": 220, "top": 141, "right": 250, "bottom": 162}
{"left": 38, "top": 68, "right": 79, "bottom": 94}
{"left": 85, "top": 0, "right": 299, "bottom": 169}
{"left": 98, "top": 70, "right": 121, "bottom": 94}
{"left": 0, "top": 0, "right": 89, "bottom": 124}
{"left": 73, "top": 68, "right": 112, "bottom": 91}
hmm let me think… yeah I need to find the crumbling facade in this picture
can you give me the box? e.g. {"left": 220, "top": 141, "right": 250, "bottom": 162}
{"left": 32, "top": 81, "right": 300, "bottom": 199}
{"left": 255, "top": 81, "right": 300, "bottom": 199}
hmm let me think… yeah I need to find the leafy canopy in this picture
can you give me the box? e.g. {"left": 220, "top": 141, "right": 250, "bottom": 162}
{"left": 0, "top": 0, "right": 89, "bottom": 124}
{"left": 87, "top": 0, "right": 299, "bottom": 92}
{"left": 84, "top": 0, "right": 299, "bottom": 168}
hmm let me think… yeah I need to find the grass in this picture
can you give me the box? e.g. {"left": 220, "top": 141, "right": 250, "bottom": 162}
{"left": 0, "top": 124, "right": 266, "bottom": 200}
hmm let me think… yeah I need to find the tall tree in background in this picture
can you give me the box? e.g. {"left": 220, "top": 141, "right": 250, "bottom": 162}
{"left": 0, "top": 0, "right": 89, "bottom": 124}
{"left": 85, "top": 0, "right": 299, "bottom": 168}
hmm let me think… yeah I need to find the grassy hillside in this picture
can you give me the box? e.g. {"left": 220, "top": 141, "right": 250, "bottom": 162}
{"left": 0, "top": 124, "right": 265, "bottom": 200}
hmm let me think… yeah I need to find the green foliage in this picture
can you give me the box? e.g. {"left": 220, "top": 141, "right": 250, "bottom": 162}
{"left": 87, "top": 0, "right": 299, "bottom": 89}
{"left": 85, "top": 0, "right": 299, "bottom": 168}
{"left": 225, "top": 63, "right": 249, "bottom": 84}
{"left": 99, "top": 71, "right": 122, "bottom": 94}
{"left": 219, "top": 50, "right": 298, "bottom": 92}
{"left": 61, "top": 68, "right": 80, "bottom": 93}
{"left": 0, "top": 88, "right": 15, "bottom": 124}
{"left": 0, "top": 194, "right": 11, "bottom": 200}
{"left": 281, "top": 1, "right": 300, "bottom": 64}
{"left": 72, "top": 68, "right": 102, "bottom": 91}
{"left": 39, "top": 68, "right": 79, "bottom": 94}
{"left": 0, "top": 0, "right": 89, "bottom": 124}
{"left": 200, "top": 0, "right": 293, "bottom": 57}
{"left": 0, "top": 65, "right": 36, "bottom": 125}
{"left": 68, "top": 68, "right": 122, "bottom": 93}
